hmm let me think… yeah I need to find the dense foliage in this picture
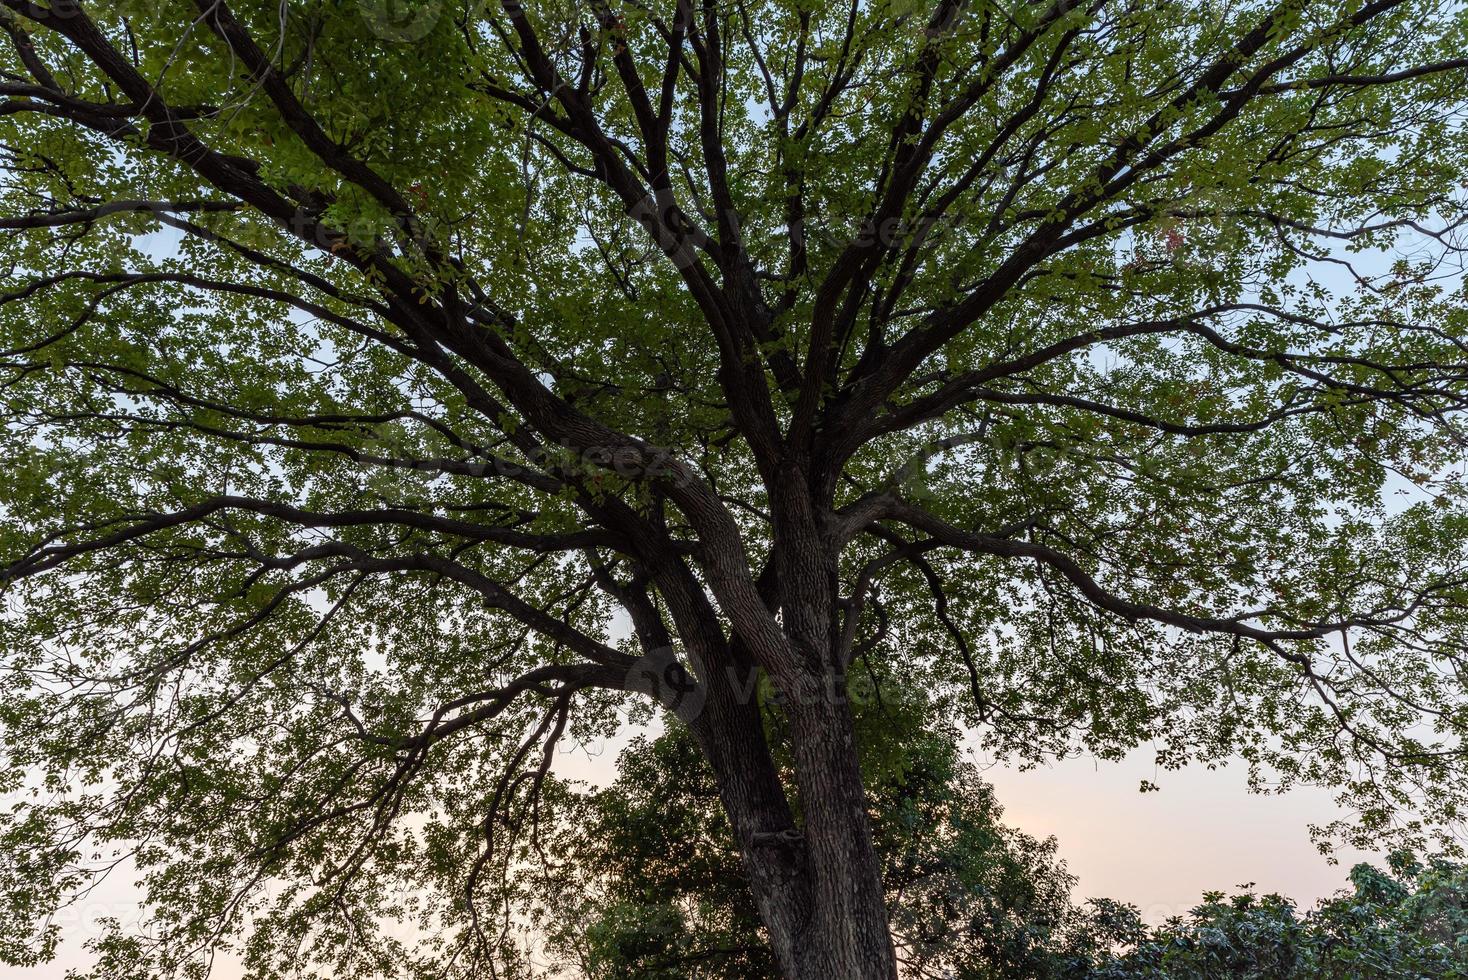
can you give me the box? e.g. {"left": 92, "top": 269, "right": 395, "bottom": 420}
{"left": 2, "top": 0, "right": 1468, "bottom": 975}
{"left": 1095, "top": 855, "right": 1468, "bottom": 979}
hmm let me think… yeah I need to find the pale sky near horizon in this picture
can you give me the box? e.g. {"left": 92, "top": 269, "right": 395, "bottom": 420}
{"left": 558, "top": 726, "right": 1376, "bottom": 919}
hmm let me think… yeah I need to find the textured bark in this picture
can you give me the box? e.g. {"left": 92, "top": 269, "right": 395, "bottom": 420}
{"left": 783, "top": 690, "right": 897, "bottom": 979}
{"left": 691, "top": 689, "right": 815, "bottom": 978}
{"left": 688, "top": 458, "right": 899, "bottom": 980}
{"left": 695, "top": 667, "right": 897, "bottom": 980}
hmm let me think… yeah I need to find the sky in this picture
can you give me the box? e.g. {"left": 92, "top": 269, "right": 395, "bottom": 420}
{"left": 558, "top": 728, "right": 1374, "bottom": 920}
{"left": 976, "top": 746, "right": 1369, "bottom": 919}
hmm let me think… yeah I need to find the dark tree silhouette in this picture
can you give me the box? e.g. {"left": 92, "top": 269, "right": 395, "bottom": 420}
{"left": 2, "top": 0, "right": 1468, "bottom": 976}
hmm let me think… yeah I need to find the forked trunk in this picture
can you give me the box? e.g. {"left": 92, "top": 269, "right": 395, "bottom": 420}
{"left": 690, "top": 464, "right": 898, "bottom": 977}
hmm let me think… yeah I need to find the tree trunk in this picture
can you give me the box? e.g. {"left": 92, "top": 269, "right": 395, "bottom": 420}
{"left": 691, "top": 683, "right": 816, "bottom": 978}
{"left": 782, "top": 682, "right": 898, "bottom": 979}
{"left": 696, "top": 664, "right": 898, "bottom": 980}
{"left": 690, "top": 460, "right": 898, "bottom": 978}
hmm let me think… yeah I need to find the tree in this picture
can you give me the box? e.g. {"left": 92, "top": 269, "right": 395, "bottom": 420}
{"left": 1092, "top": 854, "right": 1468, "bottom": 978}
{"left": 2, "top": 0, "right": 1468, "bottom": 976}
{"left": 528, "top": 677, "right": 1110, "bottom": 979}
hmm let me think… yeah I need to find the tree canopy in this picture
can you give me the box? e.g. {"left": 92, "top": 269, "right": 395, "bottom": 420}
{"left": 2, "top": 0, "right": 1468, "bottom": 976}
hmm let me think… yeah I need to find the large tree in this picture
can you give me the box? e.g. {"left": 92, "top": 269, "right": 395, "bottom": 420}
{"left": 3, "top": 0, "right": 1468, "bottom": 976}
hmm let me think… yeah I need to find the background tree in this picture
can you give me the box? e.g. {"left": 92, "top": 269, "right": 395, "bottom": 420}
{"left": 528, "top": 679, "right": 1112, "bottom": 979}
{"left": 3, "top": 0, "right": 1468, "bottom": 977}
{"left": 1091, "top": 854, "right": 1468, "bottom": 978}
{"left": 533, "top": 726, "right": 1468, "bottom": 979}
